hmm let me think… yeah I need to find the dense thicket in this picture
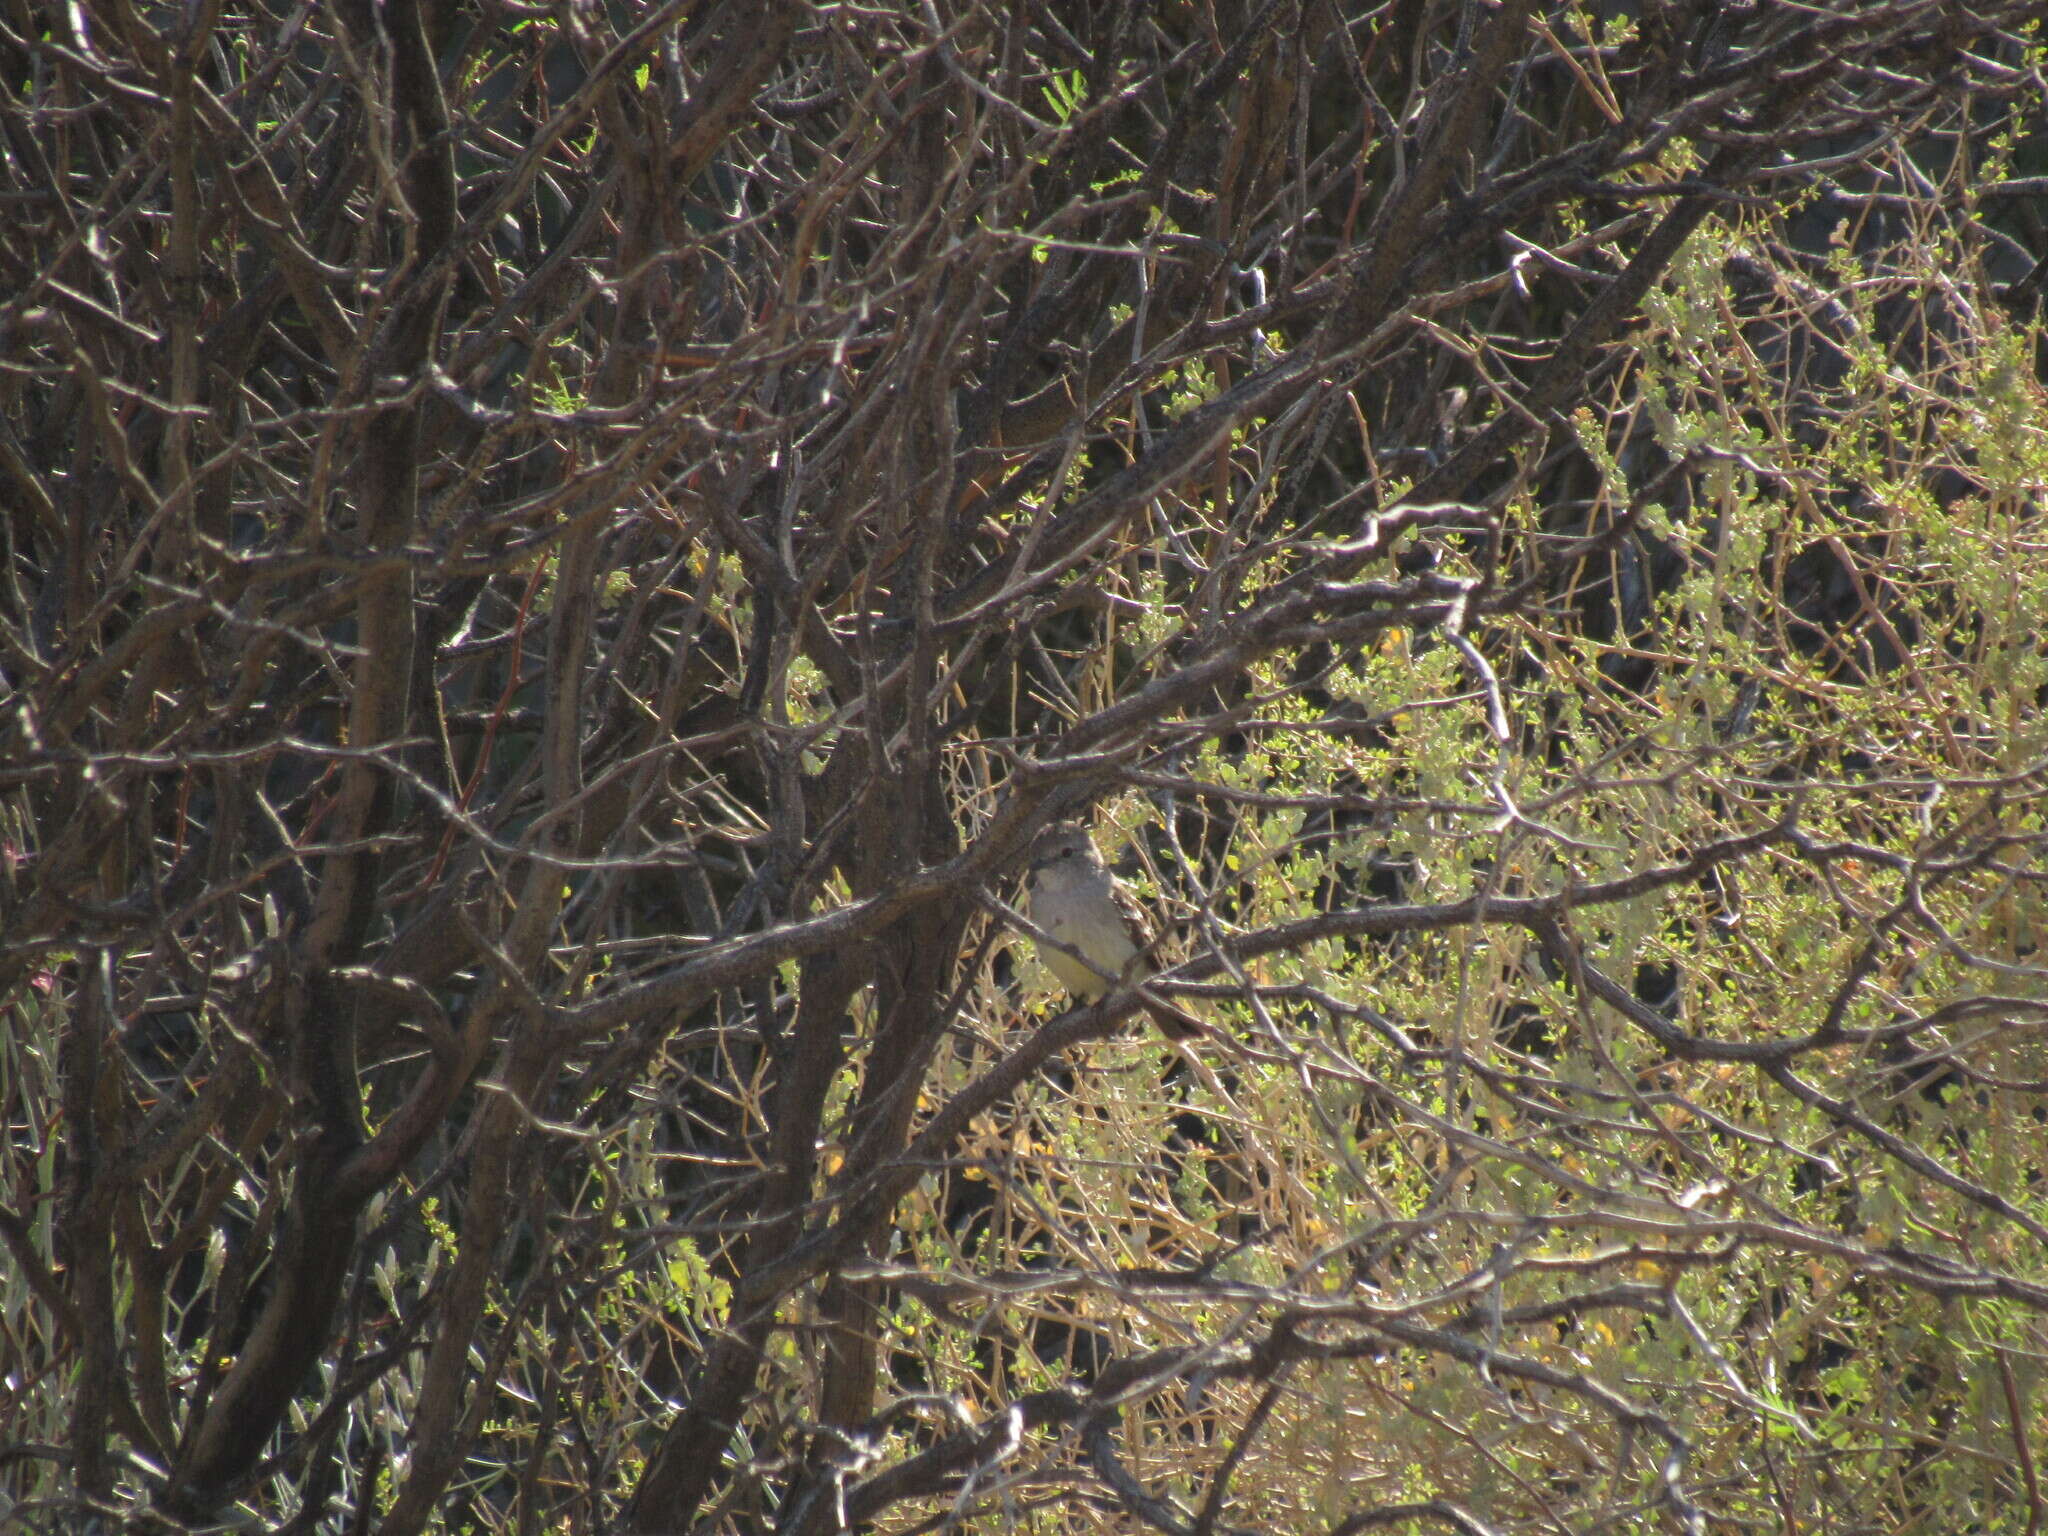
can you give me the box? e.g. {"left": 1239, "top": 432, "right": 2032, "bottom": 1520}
{"left": 3, "top": 3, "right": 2047, "bottom": 1533}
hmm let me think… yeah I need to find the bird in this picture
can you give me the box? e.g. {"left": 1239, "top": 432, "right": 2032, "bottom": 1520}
{"left": 1024, "top": 821, "right": 1201, "bottom": 1040}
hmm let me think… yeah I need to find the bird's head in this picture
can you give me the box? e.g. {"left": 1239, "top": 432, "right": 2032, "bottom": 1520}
{"left": 1029, "top": 821, "right": 1096, "bottom": 872}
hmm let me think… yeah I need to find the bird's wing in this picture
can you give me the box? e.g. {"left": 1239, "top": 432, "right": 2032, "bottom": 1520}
{"left": 1111, "top": 877, "right": 1202, "bottom": 1039}
{"left": 1112, "top": 877, "right": 1169, "bottom": 962}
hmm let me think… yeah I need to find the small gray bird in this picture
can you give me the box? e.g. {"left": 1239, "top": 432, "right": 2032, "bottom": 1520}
{"left": 1025, "top": 821, "right": 1201, "bottom": 1039}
